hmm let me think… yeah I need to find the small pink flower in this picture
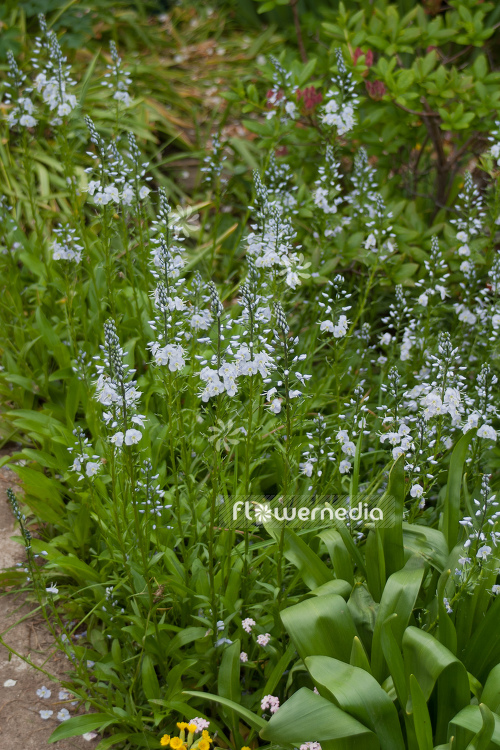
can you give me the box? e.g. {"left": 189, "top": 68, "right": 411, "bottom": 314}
{"left": 261, "top": 695, "right": 280, "bottom": 714}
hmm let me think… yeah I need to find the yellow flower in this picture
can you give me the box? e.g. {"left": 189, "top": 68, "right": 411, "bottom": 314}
{"left": 160, "top": 737, "right": 171, "bottom": 747}
{"left": 177, "top": 723, "right": 189, "bottom": 731}
{"left": 198, "top": 741, "right": 210, "bottom": 750}
{"left": 187, "top": 724, "right": 197, "bottom": 734}
{"left": 171, "top": 738, "right": 184, "bottom": 750}
{"left": 201, "top": 730, "right": 212, "bottom": 743}
{"left": 241, "top": 746, "right": 251, "bottom": 750}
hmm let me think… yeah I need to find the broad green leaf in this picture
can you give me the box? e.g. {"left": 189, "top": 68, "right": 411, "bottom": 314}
{"left": 380, "top": 615, "right": 407, "bottom": 708}
{"left": 281, "top": 593, "right": 358, "bottom": 663}
{"left": 141, "top": 654, "right": 160, "bottom": 701}
{"left": 350, "top": 636, "right": 372, "bottom": 675}
{"left": 306, "top": 656, "right": 405, "bottom": 750}
{"left": 380, "top": 457, "right": 405, "bottom": 577}
{"left": 481, "top": 664, "right": 500, "bottom": 713}
{"left": 403, "top": 627, "right": 470, "bottom": 744}
{"left": 365, "top": 529, "right": 386, "bottom": 602}
{"left": 310, "top": 579, "right": 352, "bottom": 599}
{"left": 442, "top": 430, "right": 476, "bottom": 551}
{"left": 49, "top": 714, "right": 115, "bottom": 742}
{"left": 371, "top": 557, "right": 425, "bottom": 682}
{"left": 319, "top": 529, "right": 354, "bottom": 585}
{"left": 409, "top": 674, "right": 433, "bottom": 750}
{"left": 218, "top": 640, "right": 241, "bottom": 739}
{"left": 259, "top": 687, "right": 377, "bottom": 747}
{"left": 463, "top": 596, "right": 500, "bottom": 682}
{"left": 450, "top": 705, "right": 500, "bottom": 748}
{"left": 402, "top": 523, "right": 448, "bottom": 572}
{"left": 465, "top": 703, "right": 495, "bottom": 750}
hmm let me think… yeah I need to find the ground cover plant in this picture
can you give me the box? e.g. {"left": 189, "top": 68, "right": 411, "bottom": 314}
{"left": 2, "top": 1, "right": 500, "bottom": 749}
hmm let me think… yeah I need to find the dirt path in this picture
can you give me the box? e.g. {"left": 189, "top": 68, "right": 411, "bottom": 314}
{"left": 0, "top": 466, "right": 100, "bottom": 749}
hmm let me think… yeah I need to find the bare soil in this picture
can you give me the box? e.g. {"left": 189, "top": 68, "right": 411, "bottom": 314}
{"left": 0, "top": 465, "right": 100, "bottom": 749}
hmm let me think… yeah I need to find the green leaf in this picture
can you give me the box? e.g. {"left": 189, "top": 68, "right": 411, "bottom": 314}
{"left": 380, "top": 457, "right": 405, "bottom": 577}
{"left": 259, "top": 687, "right": 377, "bottom": 747}
{"left": 465, "top": 703, "right": 495, "bottom": 750}
{"left": 281, "top": 593, "right": 358, "bottom": 663}
{"left": 380, "top": 615, "right": 407, "bottom": 707}
{"left": 306, "top": 655, "right": 405, "bottom": 750}
{"left": 409, "top": 674, "right": 433, "bottom": 750}
{"left": 402, "top": 627, "right": 470, "bottom": 744}
{"left": 442, "top": 430, "right": 476, "bottom": 551}
{"left": 463, "top": 596, "right": 500, "bottom": 682}
{"left": 402, "top": 523, "right": 448, "bottom": 572}
{"left": 371, "top": 556, "right": 425, "bottom": 682}
{"left": 165, "top": 627, "right": 207, "bottom": 656}
{"left": 450, "top": 705, "right": 500, "bottom": 748}
{"left": 218, "top": 640, "right": 241, "bottom": 738}
{"left": 310, "top": 579, "right": 352, "bottom": 600}
{"left": 183, "top": 691, "right": 265, "bottom": 732}
{"left": 319, "top": 529, "right": 354, "bottom": 585}
{"left": 141, "top": 654, "right": 160, "bottom": 701}
{"left": 48, "top": 714, "right": 115, "bottom": 742}
{"left": 266, "top": 526, "right": 333, "bottom": 590}
{"left": 481, "top": 664, "right": 500, "bottom": 713}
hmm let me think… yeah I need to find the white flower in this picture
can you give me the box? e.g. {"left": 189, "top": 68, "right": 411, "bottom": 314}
{"left": 320, "top": 320, "right": 334, "bottom": 332}
{"left": 336, "top": 430, "right": 349, "bottom": 443}
{"left": 242, "top": 617, "right": 255, "bottom": 633}
{"left": 443, "top": 598, "right": 453, "bottom": 614}
{"left": 410, "top": 484, "right": 423, "bottom": 499}
{"left": 417, "top": 293, "right": 428, "bottom": 307}
{"left": 261, "top": 694, "right": 280, "bottom": 713}
{"left": 339, "top": 459, "right": 351, "bottom": 474}
{"left": 45, "top": 583, "right": 59, "bottom": 595}
{"left": 122, "top": 184, "right": 134, "bottom": 205}
{"left": 110, "top": 431, "right": 124, "bottom": 447}
{"left": 477, "top": 545, "right": 492, "bottom": 560}
{"left": 365, "top": 233, "right": 377, "bottom": 250}
{"left": 492, "top": 585, "right": 500, "bottom": 595}
{"left": 189, "top": 718, "right": 210, "bottom": 732}
{"left": 463, "top": 412, "right": 480, "bottom": 433}
{"left": 105, "top": 185, "right": 120, "bottom": 203}
{"left": 37, "top": 685, "right": 52, "bottom": 699}
{"left": 125, "top": 429, "right": 142, "bottom": 445}
{"left": 380, "top": 333, "right": 392, "bottom": 346}
{"left": 85, "top": 461, "right": 101, "bottom": 477}
{"left": 269, "top": 398, "right": 282, "bottom": 414}
{"left": 139, "top": 186, "right": 150, "bottom": 200}
{"left": 114, "top": 90, "right": 131, "bottom": 106}
{"left": 300, "top": 460, "right": 314, "bottom": 477}
{"left": 19, "top": 114, "right": 37, "bottom": 128}
{"left": 477, "top": 424, "right": 497, "bottom": 441}
{"left": 57, "top": 709, "right": 71, "bottom": 722}
{"left": 257, "top": 633, "right": 271, "bottom": 646}
{"left": 40, "top": 710, "right": 54, "bottom": 720}
{"left": 240, "top": 651, "right": 248, "bottom": 662}
{"left": 341, "top": 441, "right": 356, "bottom": 457}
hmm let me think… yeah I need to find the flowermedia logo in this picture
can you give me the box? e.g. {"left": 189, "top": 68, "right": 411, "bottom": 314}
{"left": 218, "top": 494, "right": 395, "bottom": 530}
